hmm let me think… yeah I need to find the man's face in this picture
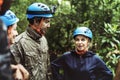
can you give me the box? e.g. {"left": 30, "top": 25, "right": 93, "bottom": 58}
{"left": 7, "top": 23, "right": 18, "bottom": 45}
{"left": 35, "top": 18, "right": 51, "bottom": 35}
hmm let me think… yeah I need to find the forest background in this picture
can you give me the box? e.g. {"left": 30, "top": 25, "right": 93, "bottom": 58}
{"left": 10, "top": 0, "right": 120, "bottom": 77}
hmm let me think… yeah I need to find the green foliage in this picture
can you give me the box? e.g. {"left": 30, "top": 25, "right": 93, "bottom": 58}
{"left": 106, "top": 53, "right": 120, "bottom": 76}
{"left": 10, "top": 0, "right": 120, "bottom": 76}
{"left": 10, "top": 0, "right": 56, "bottom": 33}
{"left": 96, "top": 23, "right": 120, "bottom": 76}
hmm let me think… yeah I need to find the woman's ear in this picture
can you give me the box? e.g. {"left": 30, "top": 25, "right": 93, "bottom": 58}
{"left": 88, "top": 39, "right": 92, "bottom": 49}
{"left": 7, "top": 26, "right": 12, "bottom": 35}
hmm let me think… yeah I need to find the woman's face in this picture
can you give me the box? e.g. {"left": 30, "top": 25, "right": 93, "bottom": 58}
{"left": 7, "top": 23, "right": 18, "bottom": 45}
{"left": 74, "top": 35, "right": 90, "bottom": 52}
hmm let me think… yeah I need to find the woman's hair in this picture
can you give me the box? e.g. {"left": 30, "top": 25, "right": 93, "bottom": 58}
{"left": 0, "top": 19, "right": 9, "bottom": 53}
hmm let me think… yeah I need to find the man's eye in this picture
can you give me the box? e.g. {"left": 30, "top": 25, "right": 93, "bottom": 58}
{"left": 46, "top": 21, "right": 49, "bottom": 23}
{"left": 45, "top": 19, "right": 50, "bottom": 23}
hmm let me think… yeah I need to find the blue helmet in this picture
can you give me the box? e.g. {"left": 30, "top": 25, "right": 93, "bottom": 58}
{"left": 73, "top": 27, "right": 92, "bottom": 39}
{"left": 0, "top": 10, "right": 19, "bottom": 27}
{"left": 26, "top": 3, "right": 53, "bottom": 19}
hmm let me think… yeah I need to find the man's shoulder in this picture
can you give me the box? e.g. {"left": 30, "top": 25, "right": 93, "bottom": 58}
{"left": 15, "top": 31, "right": 27, "bottom": 42}
{"left": 40, "top": 36, "right": 47, "bottom": 42}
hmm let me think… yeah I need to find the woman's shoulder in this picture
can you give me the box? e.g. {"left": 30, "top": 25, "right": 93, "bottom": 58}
{"left": 87, "top": 51, "right": 103, "bottom": 61}
{"left": 63, "top": 51, "right": 72, "bottom": 55}
{"left": 62, "top": 50, "right": 75, "bottom": 56}
{"left": 85, "top": 51, "right": 96, "bottom": 56}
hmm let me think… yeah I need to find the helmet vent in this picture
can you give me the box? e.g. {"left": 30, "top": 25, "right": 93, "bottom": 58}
{"left": 84, "top": 29, "right": 90, "bottom": 34}
{"left": 8, "top": 12, "right": 11, "bottom": 15}
{"left": 41, "top": 5, "right": 45, "bottom": 8}
{"left": 44, "top": 8, "right": 48, "bottom": 10}
{"left": 38, "top": 4, "right": 41, "bottom": 6}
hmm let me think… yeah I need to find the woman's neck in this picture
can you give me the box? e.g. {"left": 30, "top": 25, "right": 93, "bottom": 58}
{"left": 75, "top": 49, "right": 88, "bottom": 55}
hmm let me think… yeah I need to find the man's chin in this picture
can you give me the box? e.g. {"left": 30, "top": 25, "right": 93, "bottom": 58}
{"left": 39, "top": 30, "right": 46, "bottom": 35}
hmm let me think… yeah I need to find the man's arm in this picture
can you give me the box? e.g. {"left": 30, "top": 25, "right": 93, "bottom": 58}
{"left": 11, "top": 64, "right": 29, "bottom": 80}
{"left": 10, "top": 43, "right": 29, "bottom": 80}
{"left": 113, "top": 59, "right": 120, "bottom": 80}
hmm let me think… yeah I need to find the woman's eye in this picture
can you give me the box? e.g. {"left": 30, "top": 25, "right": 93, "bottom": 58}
{"left": 75, "top": 38, "right": 79, "bottom": 41}
{"left": 81, "top": 38, "right": 86, "bottom": 41}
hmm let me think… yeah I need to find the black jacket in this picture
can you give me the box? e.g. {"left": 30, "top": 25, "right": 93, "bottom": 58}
{"left": 0, "top": 19, "right": 12, "bottom": 80}
{"left": 51, "top": 50, "right": 113, "bottom": 80}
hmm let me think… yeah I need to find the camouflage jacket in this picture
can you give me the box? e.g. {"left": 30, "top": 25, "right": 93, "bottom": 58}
{"left": 10, "top": 27, "right": 51, "bottom": 80}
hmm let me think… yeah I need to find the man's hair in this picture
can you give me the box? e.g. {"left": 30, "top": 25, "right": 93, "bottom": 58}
{"left": 27, "top": 17, "right": 42, "bottom": 25}
{"left": 0, "top": 0, "right": 12, "bottom": 15}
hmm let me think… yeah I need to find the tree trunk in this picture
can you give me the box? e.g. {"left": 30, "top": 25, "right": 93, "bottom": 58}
{"left": 114, "top": 59, "right": 120, "bottom": 80}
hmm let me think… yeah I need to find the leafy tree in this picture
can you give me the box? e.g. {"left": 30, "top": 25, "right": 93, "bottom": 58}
{"left": 10, "top": 0, "right": 120, "bottom": 77}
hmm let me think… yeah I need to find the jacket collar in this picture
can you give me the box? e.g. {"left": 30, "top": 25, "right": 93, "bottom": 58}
{"left": 26, "top": 26, "right": 42, "bottom": 40}
{"left": 72, "top": 50, "right": 95, "bottom": 57}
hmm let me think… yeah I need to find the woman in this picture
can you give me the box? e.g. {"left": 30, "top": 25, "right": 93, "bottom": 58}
{"left": 0, "top": 10, "right": 19, "bottom": 45}
{"left": 51, "top": 27, "right": 113, "bottom": 80}
{"left": 0, "top": 10, "right": 29, "bottom": 80}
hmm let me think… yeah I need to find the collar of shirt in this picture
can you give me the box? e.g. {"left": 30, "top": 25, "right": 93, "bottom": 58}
{"left": 26, "top": 26, "right": 42, "bottom": 41}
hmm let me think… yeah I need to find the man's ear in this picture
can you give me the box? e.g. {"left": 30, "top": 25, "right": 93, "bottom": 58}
{"left": 34, "top": 19, "right": 39, "bottom": 26}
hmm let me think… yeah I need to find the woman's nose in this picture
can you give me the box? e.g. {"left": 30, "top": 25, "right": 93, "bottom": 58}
{"left": 78, "top": 40, "right": 82, "bottom": 43}
{"left": 14, "top": 30, "right": 18, "bottom": 37}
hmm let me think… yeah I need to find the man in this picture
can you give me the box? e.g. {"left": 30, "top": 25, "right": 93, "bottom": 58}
{"left": 0, "top": 10, "right": 29, "bottom": 80}
{"left": 10, "top": 2, "right": 54, "bottom": 80}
